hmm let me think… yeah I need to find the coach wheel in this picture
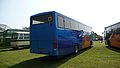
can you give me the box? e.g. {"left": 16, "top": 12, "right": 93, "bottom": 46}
{"left": 107, "top": 40, "right": 111, "bottom": 46}
{"left": 12, "top": 45, "right": 19, "bottom": 50}
{"left": 12, "top": 47, "right": 19, "bottom": 50}
{"left": 90, "top": 41, "right": 93, "bottom": 45}
{"left": 24, "top": 46, "right": 29, "bottom": 49}
{"left": 74, "top": 44, "right": 79, "bottom": 54}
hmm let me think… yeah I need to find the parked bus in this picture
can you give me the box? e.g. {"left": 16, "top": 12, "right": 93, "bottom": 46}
{"left": 30, "top": 11, "right": 92, "bottom": 56}
{"left": 11, "top": 31, "right": 30, "bottom": 49}
{"left": 104, "top": 22, "right": 120, "bottom": 48}
{"left": 3, "top": 29, "right": 29, "bottom": 46}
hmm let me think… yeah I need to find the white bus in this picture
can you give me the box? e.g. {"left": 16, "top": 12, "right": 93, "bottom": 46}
{"left": 11, "top": 31, "right": 30, "bottom": 49}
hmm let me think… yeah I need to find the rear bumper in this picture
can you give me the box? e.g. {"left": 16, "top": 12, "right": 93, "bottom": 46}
{"left": 30, "top": 49, "right": 58, "bottom": 56}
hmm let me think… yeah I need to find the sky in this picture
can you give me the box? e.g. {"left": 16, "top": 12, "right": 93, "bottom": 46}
{"left": 0, "top": 0, "right": 120, "bottom": 35}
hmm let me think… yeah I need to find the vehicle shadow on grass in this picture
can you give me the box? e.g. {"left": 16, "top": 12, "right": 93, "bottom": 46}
{"left": 10, "top": 47, "right": 92, "bottom": 68}
{"left": 106, "top": 46, "right": 120, "bottom": 53}
{"left": 0, "top": 48, "right": 29, "bottom": 52}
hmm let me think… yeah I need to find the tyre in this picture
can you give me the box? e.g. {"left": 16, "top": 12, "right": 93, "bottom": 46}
{"left": 90, "top": 41, "right": 93, "bottom": 45}
{"left": 24, "top": 46, "right": 30, "bottom": 49}
{"left": 12, "top": 47, "right": 19, "bottom": 50}
{"left": 107, "top": 40, "right": 111, "bottom": 46}
{"left": 74, "top": 44, "right": 79, "bottom": 54}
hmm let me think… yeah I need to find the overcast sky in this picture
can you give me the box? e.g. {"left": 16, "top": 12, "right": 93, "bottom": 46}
{"left": 1, "top": 0, "right": 120, "bottom": 35}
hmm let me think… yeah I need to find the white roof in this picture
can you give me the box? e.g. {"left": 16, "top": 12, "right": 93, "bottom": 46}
{"left": 14, "top": 31, "right": 29, "bottom": 34}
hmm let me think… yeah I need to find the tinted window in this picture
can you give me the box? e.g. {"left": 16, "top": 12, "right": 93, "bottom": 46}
{"left": 18, "top": 34, "right": 23, "bottom": 39}
{"left": 24, "top": 37, "right": 29, "bottom": 40}
{"left": 24, "top": 34, "right": 29, "bottom": 40}
{"left": 71, "top": 21, "right": 79, "bottom": 30}
{"left": 32, "top": 13, "right": 53, "bottom": 24}
{"left": 24, "top": 34, "right": 29, "bottom": 37}
{"left": 65, "top": 18, "right": 71, "bottom": 29}
{"left": 115, "top": 28, "right": 120, "bottom": 34}
{"left": 58, "top": 16, "right": 64, "bottom": 28}
{"left": 71, "top": 20, "right": 75, "bottom": 30}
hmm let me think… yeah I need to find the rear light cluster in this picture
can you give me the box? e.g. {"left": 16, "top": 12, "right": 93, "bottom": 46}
{"left": 53, "top": 40, "right": 57, "bottom": 49}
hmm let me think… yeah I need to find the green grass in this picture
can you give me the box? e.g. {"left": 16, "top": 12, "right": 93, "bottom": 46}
{"left": 0, "top": 41, "right": 120, "bottom": 68}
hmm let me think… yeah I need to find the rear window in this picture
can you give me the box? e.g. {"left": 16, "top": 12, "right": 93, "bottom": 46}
{"left": 32, "top": 13, "right": 53, "bottom": 24}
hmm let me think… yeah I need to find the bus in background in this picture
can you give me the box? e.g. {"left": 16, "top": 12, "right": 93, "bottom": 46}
{"left": 11, "top": 31, "right": 30, "bottom": 49}
{"left": 30, "top": 11, "right": 92, "bottom": 56}
{"left": 3, "top": 29, "right": 29, "bottom": 46}
{"left": 104, "top": 22, "right": 120, "bottom": 48}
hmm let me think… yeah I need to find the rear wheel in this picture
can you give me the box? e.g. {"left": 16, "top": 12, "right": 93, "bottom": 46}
{"left": 12, "top": 45, "right": 19, "bottom": 50}
{"left": 74, "top": 44, "right": 79, "bottom": 54}
{"left": 90, "top": 41, "right": 93, "bottom": 45}
{"left": 107, "top": 40, "right": 111, "bottom": 46}
{"left": 12, "top": 47, "right": 19, "bottom": 50}
{"left": 24, "top": 46, "right": 30, "bottom": 49}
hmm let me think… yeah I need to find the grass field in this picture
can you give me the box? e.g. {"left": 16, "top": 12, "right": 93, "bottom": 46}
{"left": 0, "top": 41, "right": 120, "bottom": 68}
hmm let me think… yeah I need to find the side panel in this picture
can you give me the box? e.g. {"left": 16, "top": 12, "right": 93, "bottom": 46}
{"left": 57, "top": 29, "right": 83, "bottom": 55}
{"left": 82, "top": 35, "right": 90, "bottom": 48}
{"left": 56, "top": 12, "right": 90, "bottom": 55}
{"left": 11, "top": 41, "right": 29, "bottom": 47}
{"left": 109, "top": 34, "right": 120, "bottom": 48}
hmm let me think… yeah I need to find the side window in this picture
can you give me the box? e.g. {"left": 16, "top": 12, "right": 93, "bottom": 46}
{"left": 112, "top": 26, "right": 114, "bottom": 30}
{"left": 83, "top": 25, "right": 85, "bottom": 31}
{"left": 118, "top": 23, "right": 120, "bottom": 28}
{"left": 71, "top": 20, "right": 76, "bottom": 30}
{"left": 24, "top": 34, "right": 29, "bottom": 40}
{"left": 71, "top": 20, "right": 78, "bottom": 30}
{"left": 79, "top": 23, "right": 85, "bottom": 31}
{"left": 75, "top": 22, "right": 79, "bottom": 30}
{"left": 78, "top": 23, "right": 81, "bottom": 30}
{"left": 19, "top": 34, "right": 23, "bottom": 39}
{"left": 64, "top": 18, "right": 71, "bottom": 29}
{"left": 81, "top": 24, "right": 83, "bottom": 30}
{"left": 84, "top": 26, "right": 86, "bottom": 32}
{"left": 86, "top": 27, "right": 89, "bottom": 32}
{"left": 71, "top": 20, "right": 74, "bottom": 30}
{"left": 58, "top": 15, "right": 64, "bottom": 28}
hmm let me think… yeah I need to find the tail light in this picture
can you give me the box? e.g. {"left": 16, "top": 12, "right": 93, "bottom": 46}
{"left": 53, "top": 40, "right": 57, "bottom": 49}
{"left": 53, "top": 46, "right": 57, "bottom": 48}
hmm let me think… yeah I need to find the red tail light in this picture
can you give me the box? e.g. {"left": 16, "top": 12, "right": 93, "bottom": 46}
{"left": 53, "top": 40, "right": 57, "bottom": 43}
{"left": 53, "top": 43, "right": 57, "bottom": 45}
{"left": 53, "top": 40, "right": 57, "bottom": 48}
{"left": 53, "top": 45, "right": 57, "bottom": 48}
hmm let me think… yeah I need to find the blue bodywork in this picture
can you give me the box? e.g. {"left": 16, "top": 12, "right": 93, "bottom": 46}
{"left": 30, "top": 11, "right": 86, "bottom": 56}
{"left": 57, "top": 29, "right": 83, "bottom": 55}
